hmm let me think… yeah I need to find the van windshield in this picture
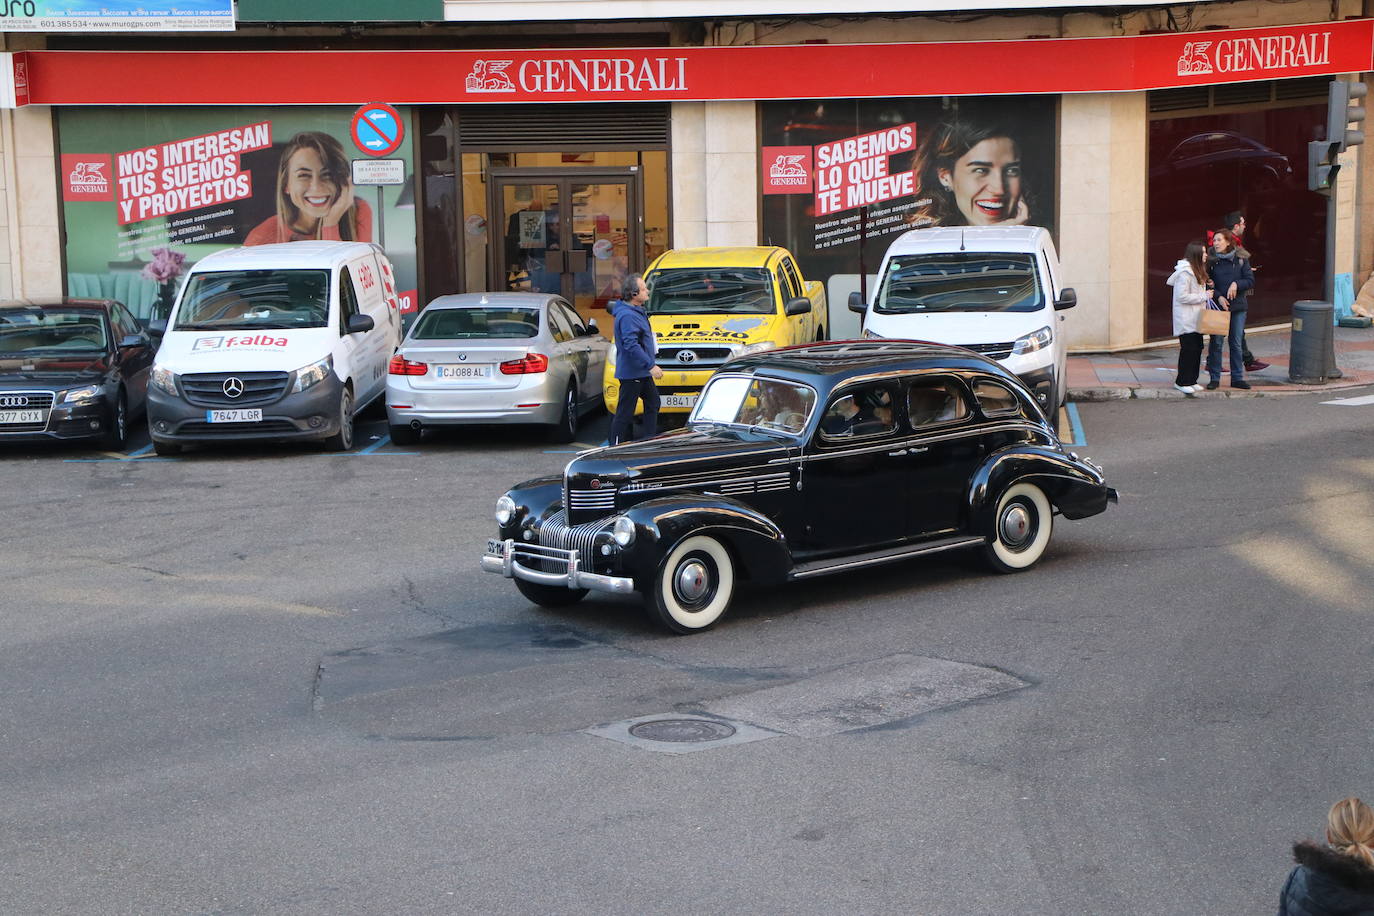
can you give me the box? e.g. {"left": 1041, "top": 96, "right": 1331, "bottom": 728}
{"left": 172, "top": 270, "right": 330, "bottom": 331}
{"left": 645, "top": 268, "right": 776, "bottom": 315}
{"left": 874, "top": 253, "right": 1043, "bottom": 313}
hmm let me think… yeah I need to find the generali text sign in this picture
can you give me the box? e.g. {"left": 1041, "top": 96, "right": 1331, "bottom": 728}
{"left": 17, "top": 19, "right": 1374, "bottom": 106}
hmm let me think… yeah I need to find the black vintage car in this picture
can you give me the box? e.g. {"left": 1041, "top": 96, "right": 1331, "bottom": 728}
{"left": 0, "top": 299, "right": 154, "bottom": 449}
{"left": 482, "top": 340, "right": 1117, "bottom": 634}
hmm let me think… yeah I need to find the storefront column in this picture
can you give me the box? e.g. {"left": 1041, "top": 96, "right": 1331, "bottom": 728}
{"left": 671, "top": 102, "right": 708, "bottom": 248}
{"left": 1058, "top": 92, "right": 1148, "bottom": 350}
{"left": 0, "top": 105, "right": 63, "bottom": 300}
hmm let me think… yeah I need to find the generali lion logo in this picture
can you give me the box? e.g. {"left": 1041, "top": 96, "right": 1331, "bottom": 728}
{"left": 465, "top": 60, "right": 516, "bottom": 93}
{"left": 769, "top": 154, "right": 809, "bottom": 184}
{"left": 61, "top": 154, "right": 113, "bottom": 202}
{"left": 1177, "top": 41, "right": 1214, "bottom": 76}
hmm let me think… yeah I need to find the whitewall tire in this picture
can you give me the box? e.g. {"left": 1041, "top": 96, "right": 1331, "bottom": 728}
{"left": 983, "top": 482, "right": 1053, "bottom": 573}
{"left": 649, "top": 535, "right": 736, "bottom": 634}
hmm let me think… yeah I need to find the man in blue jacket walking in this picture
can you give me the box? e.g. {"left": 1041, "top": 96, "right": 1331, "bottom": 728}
{"left": 609, "top": 274, "right": 663, "bottom": 445}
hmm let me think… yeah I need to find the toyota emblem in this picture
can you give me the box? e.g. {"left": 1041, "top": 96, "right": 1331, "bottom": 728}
{"left": 0, "top": 395, "right": 29, "bottom": 408}
{"left": 676, "top": 350, "right": 697, "bottom": 364}
{"left": 222, "top": 377, "right": 244, "bottom": 399}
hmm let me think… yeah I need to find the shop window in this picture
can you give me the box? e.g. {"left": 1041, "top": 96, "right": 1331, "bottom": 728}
{"left": 1146, "top": 102, "right": 1327, "bottom": 339}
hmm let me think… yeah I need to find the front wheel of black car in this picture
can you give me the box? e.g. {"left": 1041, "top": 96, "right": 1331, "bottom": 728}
{"left": 515, "top": 577, "right": 588, "bottom": 607}
{"left": 983, "top": 482, "right": 1053, "bottom": 573}
{"left": 649, "top": 535, "right": 736, "bottom": 634}
{"left": 99, "top": 390, "right": 127, "bottom": 451}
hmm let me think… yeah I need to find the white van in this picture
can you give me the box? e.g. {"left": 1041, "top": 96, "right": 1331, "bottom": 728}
{"left": 146, "top": 241, "right": 402, "bottom": 454}
{"left": 851, "top": 226, "right": 1077, "bottom": 420}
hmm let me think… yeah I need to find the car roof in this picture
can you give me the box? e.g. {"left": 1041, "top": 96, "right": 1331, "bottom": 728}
{"left": 188, "top": 241, "right": 379, "bottom": 272}
{"left": 420, "top": 292, "right": 557, "bottom": 310}
{"left": 724, "top": 340, "right": 1021, "bottom": 389}
{"left": 881, "top": 226, "right": 1047, "bottom": 256}
{"left": 650, "top": 247, "right": 781, "bottom": 269}
{"left": 0, "top": 298, "right": 115, "bottom": 311}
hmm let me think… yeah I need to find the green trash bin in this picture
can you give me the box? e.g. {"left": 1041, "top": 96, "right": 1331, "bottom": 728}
{"left": 1289, "top": 300, "right": 1334, "bottom": 384}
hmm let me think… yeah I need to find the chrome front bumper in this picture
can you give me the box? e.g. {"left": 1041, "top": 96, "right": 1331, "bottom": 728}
{"left": 481, "top": 538, "right": 635, "bottom": 595}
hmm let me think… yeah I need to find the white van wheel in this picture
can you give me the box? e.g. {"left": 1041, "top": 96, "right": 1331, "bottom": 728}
{"left": 324, "top": 387, "right": 354, "bottom": 451}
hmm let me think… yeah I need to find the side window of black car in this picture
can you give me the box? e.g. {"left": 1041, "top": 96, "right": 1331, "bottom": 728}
{"left": 973, "top": 380, "right": 1020, "bottom": 416}
{"left": 819, "top": 383, "right": 898, "bottom": 441}
{"left": 908, "top": 379, "right": 970, "bottom": 428}
{"left": 111, "top": 305, "right": 138, "bottom": 341}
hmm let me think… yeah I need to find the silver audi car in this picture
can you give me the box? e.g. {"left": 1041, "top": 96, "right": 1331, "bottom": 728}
{"left": 385, "top": 292, "right": 610, "bottom": 443}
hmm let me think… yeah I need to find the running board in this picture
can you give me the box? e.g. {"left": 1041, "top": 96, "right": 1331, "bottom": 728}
{"left": 788, "top": 535, "right": 986, "bottom": 580}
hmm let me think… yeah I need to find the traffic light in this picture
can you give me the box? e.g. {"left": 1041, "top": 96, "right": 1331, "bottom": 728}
{"left": 1309, "top": 78, "right": 1368, "bottom": 192}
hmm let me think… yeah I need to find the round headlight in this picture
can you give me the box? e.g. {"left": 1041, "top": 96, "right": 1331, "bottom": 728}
{"left": 495, "top": 495, "right": 517, "bottom": 526}
{"left": 611, "top": 516, "right": 636, "bottom": 547}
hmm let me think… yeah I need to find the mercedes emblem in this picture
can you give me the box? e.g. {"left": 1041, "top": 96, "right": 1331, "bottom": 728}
{"left": 222, "top": 377, "right": 245, "bottom": 399}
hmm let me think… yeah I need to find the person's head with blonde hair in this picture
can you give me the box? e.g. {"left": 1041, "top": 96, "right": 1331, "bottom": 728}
{"left": 1326, "top": 797, "right": 1374, "bottom": 868}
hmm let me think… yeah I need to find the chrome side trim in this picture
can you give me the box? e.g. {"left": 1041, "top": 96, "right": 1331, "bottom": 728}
{"left": 789, "top": 535, "right": 985, "bottom": 579}
{"left": 626, "top": 470, "right": 792, "bottom": 496}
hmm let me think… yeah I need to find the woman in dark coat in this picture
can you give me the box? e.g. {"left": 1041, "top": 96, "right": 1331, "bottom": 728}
{"left": 1204, "top": 228, "right": 1255, "bottom": 390}
{"left": 1278, "top": 797, "right": 1374, "bottom": 915}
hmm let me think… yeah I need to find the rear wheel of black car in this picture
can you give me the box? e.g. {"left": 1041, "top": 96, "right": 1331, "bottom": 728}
{"left": 515, "top": 577, "right": 589, "bottom": 607}
{"left": 547, "top": 384, "right": 579, "bottom": 443}
{"left": 99, "top": 390, "right": 127, "bottom": 451}
{"left": 983, "top": 482, "right": 1053, "bottom": 573}
{"left": 649, "top": 535, "right": 736, "bottom": 634}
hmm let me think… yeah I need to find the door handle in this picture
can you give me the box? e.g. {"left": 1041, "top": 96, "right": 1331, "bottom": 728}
{"left": 887, "top": 449, "right": 908, "bottom": 457}
{"left": 911, "top": 446, "right": 929, "bottom": 454}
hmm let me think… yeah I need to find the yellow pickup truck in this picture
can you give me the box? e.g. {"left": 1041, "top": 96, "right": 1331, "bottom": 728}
{"left": 603, "top": 246, "right": 828, "bottom": 416}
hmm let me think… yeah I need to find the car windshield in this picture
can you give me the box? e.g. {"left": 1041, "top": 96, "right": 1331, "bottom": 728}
{"left": 645, "top": 268, "right": 776, "bottom": 315}
{"left": 410, "top": 307, "right": 540, "bottom": 340}
{"left": 690, "top": 375, "right": 817, "bottom": 435}
{"left": 0, "top": 306, "right": 108, "bottom": 354}
{"left": 874, "top": 253, "right": 1043, "bottom": 313}
{"left": 173, "top": 270, "right": 330, "bottom": 331}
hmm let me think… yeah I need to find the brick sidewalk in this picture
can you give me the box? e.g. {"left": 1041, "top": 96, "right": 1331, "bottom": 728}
{"left": 1067, "top": 325, "right": 1374, "bottom": 401}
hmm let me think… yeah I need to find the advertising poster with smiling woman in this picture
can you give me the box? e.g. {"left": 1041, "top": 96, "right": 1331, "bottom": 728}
{"left": 760, "top": 95, "right": 1058, "bottom": 309}
{"left": 57, "top": 107, "right": 418, "bottom": 320}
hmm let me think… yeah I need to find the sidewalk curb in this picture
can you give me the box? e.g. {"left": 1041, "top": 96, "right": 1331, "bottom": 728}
{"left": 1069, "top": 377, "right": 1374, "bottom": 402}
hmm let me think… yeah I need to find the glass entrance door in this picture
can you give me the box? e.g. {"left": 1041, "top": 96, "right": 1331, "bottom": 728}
{"left": 492, "top": 170, "right": 640, "bottom": 322}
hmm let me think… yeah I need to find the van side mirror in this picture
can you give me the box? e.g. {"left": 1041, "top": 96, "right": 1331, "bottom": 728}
{"left": 147, "top": 318, "right": 167, "bottom": 337}
{"left": 1054, "top": 288, "right": 1078, "bottom": 311}
{"left": 784, "top": 296, "right": 811, "bottom": 316}
{"left": 848, "top": 291, "right": 867, "bottom": 314}
{"left": 345, "top": 313, "right": 375, "bottom": 334}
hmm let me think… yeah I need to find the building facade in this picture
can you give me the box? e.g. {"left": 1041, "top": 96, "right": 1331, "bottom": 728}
{"left": 0, "top": 0, "right": 1370, "bottom": 349}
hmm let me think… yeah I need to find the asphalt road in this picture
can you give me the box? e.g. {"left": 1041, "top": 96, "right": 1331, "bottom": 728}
{"left": 4, "top": 391, "right": 1373, "bottom": 914}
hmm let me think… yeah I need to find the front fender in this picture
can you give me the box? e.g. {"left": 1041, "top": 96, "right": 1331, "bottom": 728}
{"left": 970, "top": 446, "right": 1115, "bottom": 527}
{"left": 497, "top": 474, "right": 563, "bottom": 539}
{"left": 618, "top": 495, "right": 792, "bottom": 586}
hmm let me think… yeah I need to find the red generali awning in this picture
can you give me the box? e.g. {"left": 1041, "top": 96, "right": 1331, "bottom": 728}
{"left": 11, "top": 18, "right": 1374, "bottom": 106}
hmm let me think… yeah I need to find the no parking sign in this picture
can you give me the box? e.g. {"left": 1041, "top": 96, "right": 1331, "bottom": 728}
{"left": 350, "top": 103, "right": 404, "bottom": 157}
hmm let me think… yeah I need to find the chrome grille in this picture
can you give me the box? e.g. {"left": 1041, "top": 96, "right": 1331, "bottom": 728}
{"left": 535, "top": 509, "right": 609, "bottom": 571}
{"left": 0, "top": 390, "right": 54, "bottom": 433}
{"left": 180, "top": 372, "right": 290, "bottom": 408}
{"left": 657, "top": 346, "right": 735, "bottom": 369}
{"left": 957, "top": 342, "right": 1015, "bottom": 361}
{"left": 565, "top": 478, "right": 619, "bottom": 524}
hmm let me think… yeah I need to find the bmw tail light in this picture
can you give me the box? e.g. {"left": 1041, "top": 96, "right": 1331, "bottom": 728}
{"left": 499, "top": 353, "right": 550, "bottom": 375}
{"left": 389, "top": 355, "right": 428, "bottom": 376}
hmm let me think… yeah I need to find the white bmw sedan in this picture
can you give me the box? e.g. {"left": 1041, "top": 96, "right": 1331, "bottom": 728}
{"left": 385, "top": 292, "right": 609, "bottom": 443}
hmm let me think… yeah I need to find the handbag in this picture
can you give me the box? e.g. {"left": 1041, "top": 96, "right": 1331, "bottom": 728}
{"left": 1198, "top": 305, "right": 1230, "bottom": 336}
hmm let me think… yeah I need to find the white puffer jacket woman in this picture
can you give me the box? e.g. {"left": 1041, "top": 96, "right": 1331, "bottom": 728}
{"left": 1168, "top": 258, "right": 1208, "bottom": 334}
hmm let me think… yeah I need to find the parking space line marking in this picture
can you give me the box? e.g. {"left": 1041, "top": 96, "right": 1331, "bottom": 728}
{"left": 1321, "top": 393, "right": 1374, "bottom": 405}
{"left": 126, "top": 444, "right": 154, "bottom": 458}
{"left": 64, "top": 457, "right": 179, "bottom": 463}
{"left": 1062, "top": 403, "right": 1086, "bottom": 446}
{"left": 358, "top": 434, "right": 392, "bottom": 455}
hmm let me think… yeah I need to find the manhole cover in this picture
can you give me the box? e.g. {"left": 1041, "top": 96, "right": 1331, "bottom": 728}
{"left": 628, "top": 717, "right": 737, "bottom": 743}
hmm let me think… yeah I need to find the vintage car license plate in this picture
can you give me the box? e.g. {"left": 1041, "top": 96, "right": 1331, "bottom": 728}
{"left": 0, "top": 410, "right": 43, "bottom": 424}
{"left": 663, "top": 394, "right": 698, "bottom": 408}
{"left": 206, "top": 409, "right": 263, "bottom": 423}
{"left": 436, "top": 364, "right": 491, "bottom": 380}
